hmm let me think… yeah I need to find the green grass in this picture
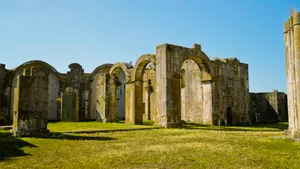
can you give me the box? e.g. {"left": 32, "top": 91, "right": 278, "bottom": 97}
{"left": 1, "top": 122, "right": 300, "bottom": 169}
{"left": 48, "top": 121, "right": 156, "bottom": 133}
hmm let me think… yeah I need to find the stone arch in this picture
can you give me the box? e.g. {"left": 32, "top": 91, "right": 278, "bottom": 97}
{"left": 108, "top": 62, "right": 133, "bottom": 122}
{"left": 178, "top": 53, "right": 212, "bottom": 82}
{"left": 10, "top": 60, "right": 61, "bottom": 121}
{"left": 178, "top": 55, "right": 213, "bottom": 125}
{"left": 132, "top": 54, "right": 156, "bottom": 124}
{"left": 109, "top": 62, "right": 132, "bottom": 80}
{"left": 11, "top": 60, "right": 61, "bottom": 79}
{"left": 132, "top": 54, "right": 156, "bottom": 81}
{"left": 156, "top": 44, "right": 214, "bottom": 127}
{"left": 90, "top": 64, "right": 113, "bottom": 80}
{"left": 89, "top": 64, "right": 113, "bottom": 121}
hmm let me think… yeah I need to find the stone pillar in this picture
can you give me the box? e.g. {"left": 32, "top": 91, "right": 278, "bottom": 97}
{"left": 61, "top": 87, "right": 79, "bottom": 122}
{"left": 134, "top": 80, "right": 144, "bottom": 124}
{"left": 107, "top": 76, "right": 117, "bottom": 122}
{"left": 12, "top": 76, "right": 50, "bottom": 137}
{"left": 66, "top": 63, "right": 84, "bottom": 120}
{"left": 156, "top": 44, "right": 181, "bottom": 128}
{"left": 145, "top": 79, "right": 153, "bottom": 120}
{"left": 284, "top": 12, "right": 300, "bottom": 139}
{"left": 126, "top": 81, "right": 135, "bottom": 124}
{"left": 95, "top": 73, "right": 109, "bottom": 122}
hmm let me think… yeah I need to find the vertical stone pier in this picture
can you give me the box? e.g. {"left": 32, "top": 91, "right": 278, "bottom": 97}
{"left": 13, "top": 75, "right": 50, "bottom": 137}
{"left": 61, "top": 87, "right": 79, "bottom": 122}
{"left": 284, "top": 12, "right": 300, "bottom": 139}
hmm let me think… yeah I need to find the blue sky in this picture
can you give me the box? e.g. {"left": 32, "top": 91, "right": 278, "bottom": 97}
{"left": 0, "top": 0, "right": 298, "bottom": 92}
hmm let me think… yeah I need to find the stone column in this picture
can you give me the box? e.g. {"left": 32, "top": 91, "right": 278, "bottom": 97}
{"left": 13, "top": 76, "right": 50, "bottom": 137}
{"left": 156, "top": 44, "right": 181, "bottom": 128}
{"left": 107, "top": 76, "right": 117, "bottom": 122}
{"left": 66, "top": 63, "right": 84, "bottom": 121}
{"left": 145, "top": 79, "right": 153, "bottom": 120}
{"left": 95, "top": 73, "right": 109, "bottom": 122}
{"left": 284, "top": 12, "right": 300, "bottom": 139}
{"left": 126, "top": 81, "right": 135, "bottom": 124}
{"left": 134, "top": 80, "right": 144, "bottom": 124}
{"left": 61, "top": 87, "right": 79, "bottom": 122}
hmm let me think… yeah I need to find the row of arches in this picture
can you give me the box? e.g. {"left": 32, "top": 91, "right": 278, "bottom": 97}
{"left": 89, "top": 54, "right": 157, "bottom": 124}
{"left": 9, "top": 44, "right": 238, "bottom": 127}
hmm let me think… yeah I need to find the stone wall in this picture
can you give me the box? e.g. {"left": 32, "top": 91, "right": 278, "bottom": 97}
{"left": 249, "top": 92, "right": 288, "bottom": 123}
{"left": 212, "top": 58, "right": 249, "bottom": 125}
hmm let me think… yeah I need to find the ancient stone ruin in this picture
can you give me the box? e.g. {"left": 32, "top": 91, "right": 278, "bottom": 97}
{"left": 0, "top": 43, "right": 251, "bottom": 136}
{"left": 249, "top": 91, "right": 288, "bottom": 123}
{"left": 284, "top": 12, "right": 300, "bottom": 139}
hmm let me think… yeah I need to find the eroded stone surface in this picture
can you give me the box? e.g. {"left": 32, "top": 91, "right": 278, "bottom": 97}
{"left": 61, "top": 87, "right": 79, "bottom": 122}
{"left": 250, "top": 91, "right": 288, "bottom": 123}
{"left": 12, "top": 75, "right": 49, "bottom": 137}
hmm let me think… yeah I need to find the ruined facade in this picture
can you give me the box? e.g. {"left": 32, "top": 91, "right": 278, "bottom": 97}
{"left": 284, "top": 12, "right": 300, "bottom": 139}
{"left": 249, "top": 91, "right": 288, "bottom": 123}
{"left": 0, "top": 43, "right": 249, "bottom": 133}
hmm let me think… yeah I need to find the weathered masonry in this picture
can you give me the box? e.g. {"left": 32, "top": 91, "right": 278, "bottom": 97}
{"left": 0, "top": 43, "right": 249, "bottom": 131}
{"left": 284, "top": 12, "right": 300, "bottom": 139}
{"left": 249, "top": 91, "right": 288, "bottom": 123}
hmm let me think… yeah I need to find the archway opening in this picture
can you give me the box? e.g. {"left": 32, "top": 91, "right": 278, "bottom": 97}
{"left": 116, "top": 70, "right": 126, "bottom": 120}
{"left": 226, "top": 107, "right": 233, "bottom": 125}
{"left": 133, "top": 55, "right": 156, "bottom": 125}
{"left": 141, "top": 62, "right": 155, "bottom": 125}
{"left": 180, "top": 59, "right": 203, "bottom": 123}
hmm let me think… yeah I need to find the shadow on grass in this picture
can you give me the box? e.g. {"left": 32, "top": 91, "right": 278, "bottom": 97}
{"left": 0, "top": 132, "right": 36, "bottom": 161}
{"left": 107, "top": 120, "right": 154, "bottom": 126}
{"left": 37, "top": 132, "right": 117, "bottom": 141}
{"left": 243, "top": 122, "right": 288, "bottom": 130}
{"left": 182, "top": 122, "right": 288, "bottom": 132}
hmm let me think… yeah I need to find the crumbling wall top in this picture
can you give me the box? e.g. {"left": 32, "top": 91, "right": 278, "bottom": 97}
{"left": 284, "top": 12, "right": 300, "bottom": 33}
{"left": 69, "top": 63, "right": 82, "bottom": 69}
{"left": 11, "top": 60, "right": 60, "bottom": 76}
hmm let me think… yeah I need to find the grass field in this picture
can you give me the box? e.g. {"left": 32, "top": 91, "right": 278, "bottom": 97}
{"left": 47, "top": 120, "right": 155, "bottom": 132}
{"left": 1, "top": 122, "right": 300, "bottom": 169}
